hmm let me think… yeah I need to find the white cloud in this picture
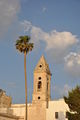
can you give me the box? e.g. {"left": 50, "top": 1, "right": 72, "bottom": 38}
{"left": 31, "top": 26, "right": 46, "bottom": 43}
{"left": 21, "top": 20, "right": 78, "bottom": 49}
{"left": 45, "top": 31, "right": 77, "bottom": 50}
{"left": 64, "top": 52, "right": 80, "bottom": 78}
{"left": 21, "top": 20, "right": 32, "bottom": 33}
{"left": 21, "top": 20, "right": 79, "bottom": 62}
{"left": 0, "top": 0, "right": 20, "bottom": 38}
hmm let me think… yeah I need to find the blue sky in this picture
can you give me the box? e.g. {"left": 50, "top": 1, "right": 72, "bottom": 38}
{"left": 0, "top": 0, "right": 80, "bottom": 103}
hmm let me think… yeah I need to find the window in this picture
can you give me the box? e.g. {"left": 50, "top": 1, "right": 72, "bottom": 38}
{"left": 38, "top": 96, "right": 40, "bottom": 100}
{"left": 38, "top": 77, "right": 41, "bottom": 80}
{"left": 37, "top": 81, "right": 42, "bottom": 91}
{"left": 39, "top": 64, "right": 42, "bottom": 68}
{"left": 55, "top": 112, "right": 58, "bottom": 119}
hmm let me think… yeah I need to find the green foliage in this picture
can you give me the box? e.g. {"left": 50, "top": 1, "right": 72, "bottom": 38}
{"left": 64, "top": 86, "right": 80, "bottom": 120}
{"left": 15, "top": 35, "right": 34, "bottom": 54}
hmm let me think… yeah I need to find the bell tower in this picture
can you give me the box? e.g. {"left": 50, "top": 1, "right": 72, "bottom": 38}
{"left": 32, "top": 55, "right": 51, "bottom": 105}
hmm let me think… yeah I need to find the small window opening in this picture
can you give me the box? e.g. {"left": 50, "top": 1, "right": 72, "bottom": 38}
{"left": 55, "top": 112, "right": 58, "bottom": 119}
{"left": 39, "top": 65, "right": 42, "bottom": 68}
{"left": 38, "top": 77, "right": 41, "bottom": 80}
{"left": 38, "top": 81, "right": 42, "bottom": 91}
{"left": 38, "top": 96, "right": 40, "bottom": 99}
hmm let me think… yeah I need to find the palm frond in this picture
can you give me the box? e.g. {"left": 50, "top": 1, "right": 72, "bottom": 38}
{"left": 15, "top": 35, "right": 34, "bottom": 54}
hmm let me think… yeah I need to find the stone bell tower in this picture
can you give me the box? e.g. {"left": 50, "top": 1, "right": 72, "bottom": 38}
{"left": 32, "top": 55, "right": 51, "bottom": 104}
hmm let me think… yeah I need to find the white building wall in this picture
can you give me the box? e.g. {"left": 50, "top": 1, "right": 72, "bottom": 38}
{"left": 11, "top": 99, "right": 69, "bottom": 120}
{"left": 0, "top": 99, "right": 69, "bottom": 120}
{"left": 11, "top": 104, "right": 25, "bottom": 117}
{"left": 46, "top": 99, "right": 69, "bottom": 120}
{"left": 11, "top": 103, "right": 33, "bottom": 120}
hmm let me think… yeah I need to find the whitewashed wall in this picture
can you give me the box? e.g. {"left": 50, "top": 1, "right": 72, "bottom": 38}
{"left": 0, "top": 99, "right": 69, "bottom": 120}
{"left": 46, "top": 99, "right": 69, "bottom": 120}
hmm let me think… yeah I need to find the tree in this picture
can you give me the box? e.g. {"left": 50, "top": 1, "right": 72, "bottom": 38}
{"left": 15, "top": 36, "right": 34, "bottom": 120}
{"left": 64, "top": 86, "right": 80, "bottom": 120}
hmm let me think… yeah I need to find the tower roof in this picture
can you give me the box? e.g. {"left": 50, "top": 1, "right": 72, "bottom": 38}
{"left": 34, "top": 55, "right": 51, "bottom": 75}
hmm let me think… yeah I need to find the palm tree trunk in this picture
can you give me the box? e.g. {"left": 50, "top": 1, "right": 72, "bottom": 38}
{"left": 24, "top": 51, "right": 27, "bottom": 120}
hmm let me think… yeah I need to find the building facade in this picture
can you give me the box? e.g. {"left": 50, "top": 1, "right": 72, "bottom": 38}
{"left": 0, "top": 89, "right": 12, "bottom": 108}
{"left": 0, "top": 55, "right": 69, "bottom": 120}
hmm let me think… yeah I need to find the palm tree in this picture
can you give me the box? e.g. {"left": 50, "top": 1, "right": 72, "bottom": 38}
{"left": 15, "top": 36, "right": 34, "bottom": 120}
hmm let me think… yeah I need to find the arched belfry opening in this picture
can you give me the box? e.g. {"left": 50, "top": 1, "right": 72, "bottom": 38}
{"left": 37, "top": 81, "right": 42, "bottom": 91}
